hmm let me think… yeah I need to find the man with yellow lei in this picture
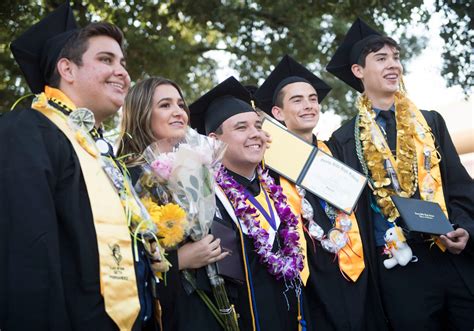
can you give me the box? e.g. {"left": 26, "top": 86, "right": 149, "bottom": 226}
{"left": 254, "top": 55, "right": 389, "bottom": 330}
{"left": 0, "top": 3, "right": 164, "bottom": 331}
{"left": 326, "top": 18, "right": 474, "bottom": 330}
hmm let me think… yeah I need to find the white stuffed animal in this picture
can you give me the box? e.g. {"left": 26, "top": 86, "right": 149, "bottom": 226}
{"left": 383, "top": 226, "right": 413, "bottom": 269}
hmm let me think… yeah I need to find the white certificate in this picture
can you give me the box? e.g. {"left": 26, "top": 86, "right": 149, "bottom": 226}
{"left": 262, "top": 114, "right": 367, "bottom": 214}
{"left": 300, "top": 151, "right": 367, "bottom": 214}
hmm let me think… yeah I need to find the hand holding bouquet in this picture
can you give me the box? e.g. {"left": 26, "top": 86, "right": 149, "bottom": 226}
{"left": 142, "top": 127, "right": 239, "bottom": 330}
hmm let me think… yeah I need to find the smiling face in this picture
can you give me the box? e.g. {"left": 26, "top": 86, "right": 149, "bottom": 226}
{"left": 352, "top": 44, "right": 403, "bottom": 99}
{"left": 67, "top": 35, "right": 130, "bottom": 123}
{"left": 271, "top": 81, "right": 319, "bottom": 139}
{"left": 150, "top": 84, "right": 189, "bottom": 141}
{"left": 213, "top": 111, "right": 266, "bottom": 177}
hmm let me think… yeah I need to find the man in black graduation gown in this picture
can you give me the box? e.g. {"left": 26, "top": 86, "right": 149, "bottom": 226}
{"left": 326, "top": 18, "right": 474, "bottom": 330}
{"left": 0, "top": 3, "right": 157, "bottom": 331}
{"left": 254, "top": 55, "right": 388, "bottom": 330}
{"left": 188, "top": 76, "right": 307, "bottom": 331}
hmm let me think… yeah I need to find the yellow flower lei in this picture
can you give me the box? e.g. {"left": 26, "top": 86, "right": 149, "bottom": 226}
{"left": 357, "top": 91, "right": 418, "bottom": 221}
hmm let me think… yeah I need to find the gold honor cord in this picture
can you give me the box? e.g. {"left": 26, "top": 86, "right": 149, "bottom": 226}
{"left": 32, "top": 87, "right": 140, "bottom": 330}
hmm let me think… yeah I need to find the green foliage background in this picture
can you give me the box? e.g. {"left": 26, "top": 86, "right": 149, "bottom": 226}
{"left": 0, "top": 0, "right": 472, "bottom": 121}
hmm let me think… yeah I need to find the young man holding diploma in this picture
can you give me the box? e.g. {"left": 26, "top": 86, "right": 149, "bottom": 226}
{"left": 254, "top": 55, "right": 388, "bottom": 330}
{"left": 326, "top": 18, "right": 474, "bottom": 329}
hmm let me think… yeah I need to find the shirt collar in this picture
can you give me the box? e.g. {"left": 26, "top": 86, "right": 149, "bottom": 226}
{"left": 226, "top": 168, "right": 260, "bottom": 196}
{"left": 373, "top": 104, "right": 395, "bottom": 119}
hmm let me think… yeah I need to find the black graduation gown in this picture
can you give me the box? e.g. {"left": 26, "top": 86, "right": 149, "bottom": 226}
{"left": 0, "top": 108, "right": 145, "bottom": 331}
{"left": 215, "top": 171, "right": 302, "bottom": 331}
{"left": 299, "top": 191, "right": 388, "bottom": 331}
{"left": 155, "top": 170, "right": 303, "bottom": 331}
{"left": 270, "top": 159, "right": 387, "bottom": 330}
{"left": 328, "top": 110, "right": 474, "bottom": 326}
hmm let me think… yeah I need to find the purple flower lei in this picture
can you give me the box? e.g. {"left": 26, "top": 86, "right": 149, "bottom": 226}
{"left": 215, "top": 165, "right": 304, "bottom": 281}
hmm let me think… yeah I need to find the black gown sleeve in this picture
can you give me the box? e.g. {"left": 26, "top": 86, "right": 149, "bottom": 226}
{"left": 0, "top": 108, "right": 116, "bottom": 330}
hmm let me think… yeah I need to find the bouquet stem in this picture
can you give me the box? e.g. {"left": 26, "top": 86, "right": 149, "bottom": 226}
{"left": 206, "top": 264, "right": 240, "bottom": 331}
{"left": 182, "top": 270, "right": 225, "bottom": 328}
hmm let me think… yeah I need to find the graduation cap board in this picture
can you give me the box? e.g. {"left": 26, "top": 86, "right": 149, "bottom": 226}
{"left": 261, "top": 113, "right": 367, "bottom": 214}
{"left": 391, "top": 196, "right": 454, "bottom": 235}
{"left": 11, "top": 2, "right": 78, "bottom": 93}
{"left": 326, "top": 18, "right": 382, "bottom": 92}
{"left": 189, "top": 76, "right": 255, "bottom": 135}
{"left": 254, "top": 55, "right": 332, "bottom": 115}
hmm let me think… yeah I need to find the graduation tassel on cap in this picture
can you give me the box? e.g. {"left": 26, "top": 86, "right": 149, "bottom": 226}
{"left": 251, "top": 99, "right": 256, "bottom": 111}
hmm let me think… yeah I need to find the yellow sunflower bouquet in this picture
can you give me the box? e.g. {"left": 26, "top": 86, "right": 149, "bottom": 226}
{"left": 141, "top": 196, "right": 188, "bottom": 249}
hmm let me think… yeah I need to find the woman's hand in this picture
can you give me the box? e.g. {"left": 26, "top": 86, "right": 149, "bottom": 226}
{"left": 177, "top": 234, "right": 229, "bottom": 270}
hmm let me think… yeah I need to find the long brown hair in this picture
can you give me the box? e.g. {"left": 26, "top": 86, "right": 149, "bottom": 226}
{"left": 117, "top": 77, "right": 189, "bottom": 166}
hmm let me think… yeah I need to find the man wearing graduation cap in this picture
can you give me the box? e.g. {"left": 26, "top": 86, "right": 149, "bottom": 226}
{"left": 0, "top": 3, "right": 160, "bottom": 331}
{"left": 190, "top": 76, "right": 312, "bottom": 331}
{"left": 326, "top": 18, "right": 474, "bottom": 329}
{"left": 254, "top": 55, "right": 388, "bottom": 330}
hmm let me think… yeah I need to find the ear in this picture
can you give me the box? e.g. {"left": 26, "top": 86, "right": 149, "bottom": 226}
{"left": 271, "top": 106, "right": 285, "bottom": 122}
{"left": 351, "top": 64, "right": 364, "bottom": 80}
{"left": 208, "top": 132, "right": 218, "bottom": 139}
{"left": 57, "top": 58, "right": 75, "bottom": 84}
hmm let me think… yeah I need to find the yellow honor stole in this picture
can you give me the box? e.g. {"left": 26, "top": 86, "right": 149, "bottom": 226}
{"left": 246, "top": 186, "right": 278, "bottom": 232}
{"left": 32, "top": 86, "right": 140, "bottom": 330}
{"left": 280, "top": 142, "right": 365, "bottom": 282}
{"left": 277, "top": 178, "right": 310, "bottom": 285}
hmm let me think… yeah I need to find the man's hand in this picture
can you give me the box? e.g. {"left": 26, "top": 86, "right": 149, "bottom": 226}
{"left": 263, "top": 130, "right": 272, "bottom": 149}
{"left": 439, "top": 228, "right": 470, "bottom": 254}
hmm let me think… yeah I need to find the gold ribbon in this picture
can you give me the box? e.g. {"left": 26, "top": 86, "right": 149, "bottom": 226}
{"left": 32, "top": 86, "right": 140, "bottom": 330}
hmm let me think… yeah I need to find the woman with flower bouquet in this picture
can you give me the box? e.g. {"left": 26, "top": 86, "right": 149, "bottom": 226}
{"left": 188, "top": 77, "right": 312, "bottom": 331}
{"left": 118, "top": 77, "right": 234, "bottom": 331}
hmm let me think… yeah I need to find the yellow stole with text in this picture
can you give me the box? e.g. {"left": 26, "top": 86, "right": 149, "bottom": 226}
{"left": 32, "top": 86, "right": 140, "bottom": 330}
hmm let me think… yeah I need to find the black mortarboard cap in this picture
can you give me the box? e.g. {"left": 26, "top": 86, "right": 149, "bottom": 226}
{"left": 11, "top": 2, "right": 78, "bottom": 93}
{"left": 244, "top": 85, "right": 258, "bottom": 99}
{"left": 189, "top": 76, "right": 255, "bottom": 135}
{"left": 326, "top": 18, "right": 382, "bottom": 92}
{"left": 254, "top": 55, "right": 332, "bottom": 115}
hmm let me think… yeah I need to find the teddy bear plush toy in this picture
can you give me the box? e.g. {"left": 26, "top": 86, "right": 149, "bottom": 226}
{"left": 383, "top": 226, "right": 413, "bottom": 269}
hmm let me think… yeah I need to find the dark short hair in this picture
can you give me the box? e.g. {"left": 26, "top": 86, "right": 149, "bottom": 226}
{"left": 274, "top": 88, "right": 285, "bottom": 108}
{"left": 357, "top": 35, "right": 400, "bottom": 67}
{"left": 48, "top": 22, "right": 125, "bottom": 87}
{"left": 213, "top": 124, "right": 224, "bottom": 135}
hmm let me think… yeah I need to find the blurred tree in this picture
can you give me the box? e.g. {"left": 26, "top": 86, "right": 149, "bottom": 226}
{"left": 0, "top": 0, "right": 471, "bottom": 122}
